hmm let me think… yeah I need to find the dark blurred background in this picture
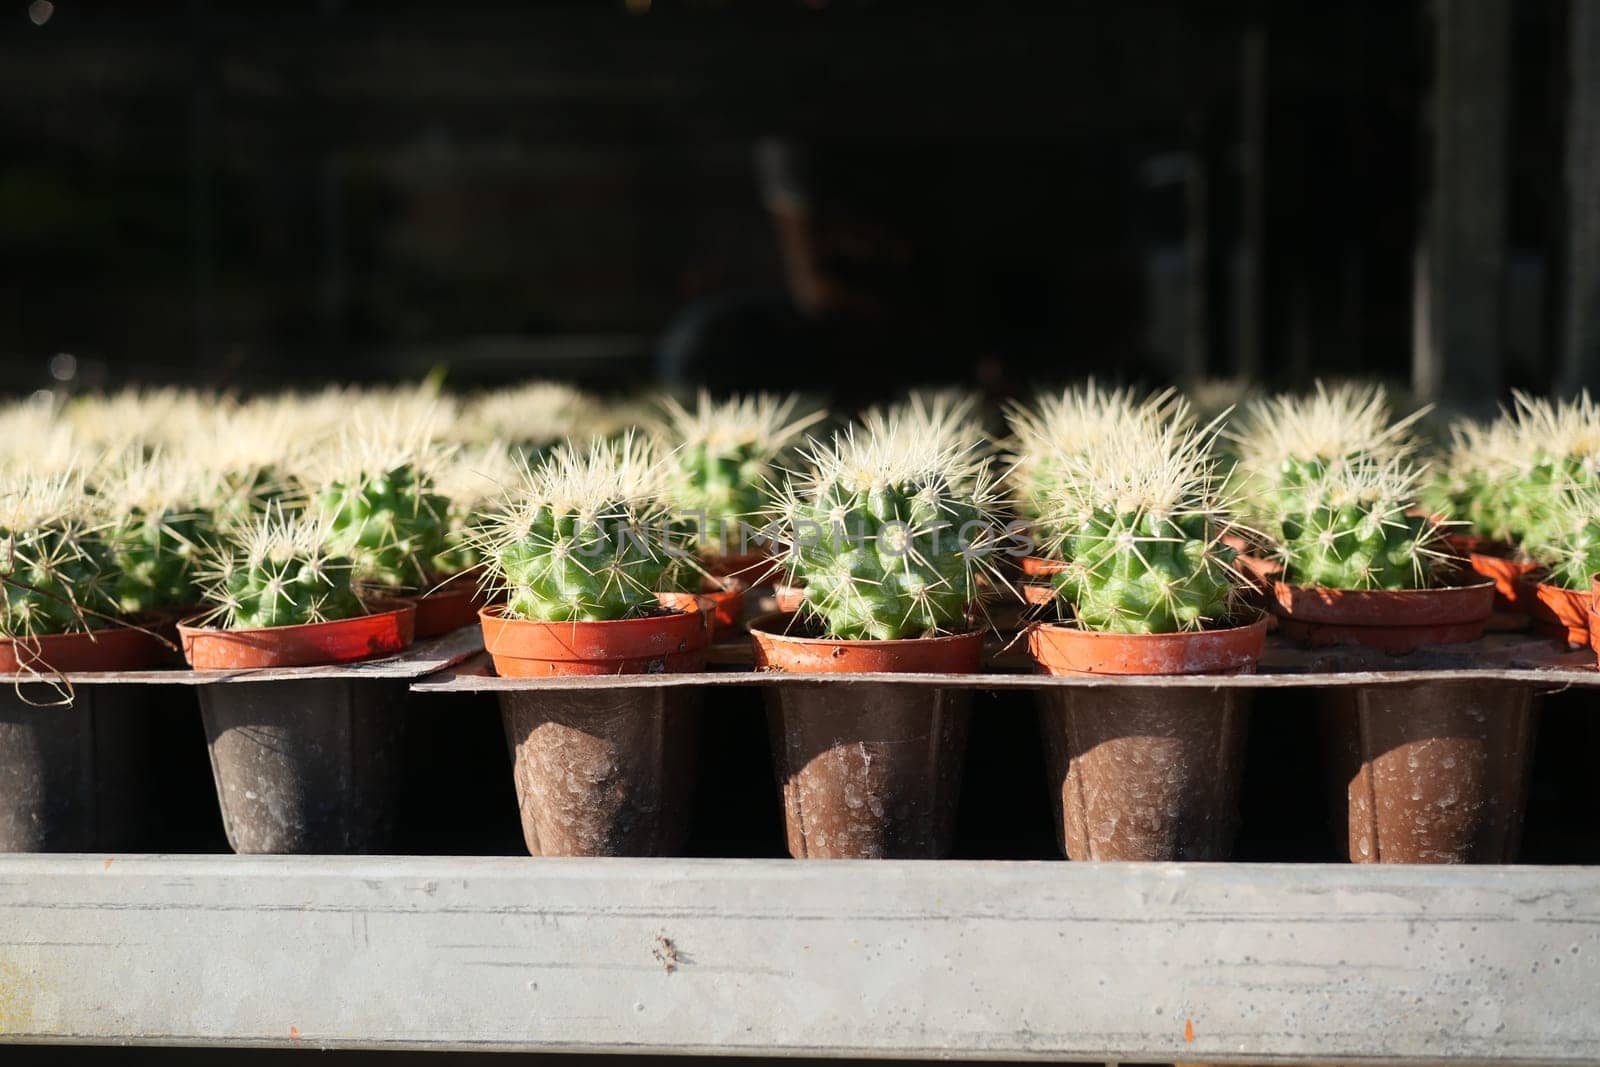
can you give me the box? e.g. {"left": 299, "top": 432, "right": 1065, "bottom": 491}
{"left": 0, "top": 0, "right": 1594, "bottom": 408}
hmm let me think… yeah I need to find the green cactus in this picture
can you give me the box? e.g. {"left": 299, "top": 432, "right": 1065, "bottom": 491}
{"left": 1231, "top": 381, "right": 1427, "bottom": 531}
{"left": 458, "top": 381, "right": 606, "bottom": 458}
{"left": 656, "top": 391, "right": 823, "bottom": 558}
{"left": 477, "top": 436, "right": 680, "bottom": 622}
{"left": 1274, "top": 460, "right": 1448, "bottom": 591}
{"left": 1522, "top": 484, "right": 1600, "bottom": 591}
{"left": 776, "top": 420, "right": 1006, "bottom": 640}
{"left": 1037, "top": 416, "right": 1240, "bottom": 634}
{"left": 1003, "top": 383, "right": 1180, "bottom": 531}
{"left": 199, "top": 508, "right": 364, "bottom": 630}
{"left": 95, "top": 453, "right": 210, "bottom": 615}
{"left": 0, "top": 473, "right": 116, "bottom": 638}
{"left": 319, "top": 463, "right": 449, "bottom": 590}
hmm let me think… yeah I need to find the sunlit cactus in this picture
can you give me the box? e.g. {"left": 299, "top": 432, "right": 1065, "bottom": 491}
{"left": 457, "top": 381, "right": 607, "bottom": 458}
{"left": 94, "top": 451, "right": 210, "bottom": 615}
{"left": 475, "top": 435, "right": 681, "bottom": 622}
{"left": 655, "top": 391, "right": 823, "bottom": 558}
{"left": 1273, "top": 458, "right": 1450, "bottom": 591}
{"left": 773, "top": 417, "right": 1008, "bottom": 640}
{"left": 0, "top": 470, "right": 117, "bottom": 638}
{"left": 198, "top": 506, "right": 364, "bottom": 630}
{"left": 1036, "top": 409, "right": 1241, "bottom": 634}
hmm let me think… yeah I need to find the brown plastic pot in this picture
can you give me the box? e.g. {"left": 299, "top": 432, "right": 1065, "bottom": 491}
{"left": 499, "top": 688, "right": 698, "bottom": 857}
{"left": 200, "top": 678, "right": 407, "bottom": 854}
{"left": 704, "top": 550, "right": 781, "bottom": 585}
{"left": 0, "top": 625, "right": 168, "bottom": 674}
{"left": 1020, "top": 556, "right": 1068, "bottom": 578}
{"left": 1532, "top": 581, "right": 1592, "bottom": 647}
{"left": 411, "top": 582, "right": 490, "bottom": 639}
{"left": 178, "top": 604, "right": 416, "bottom": 670}
{"left": 749, "top": 613, "right": 981, "bottom": 859}
{"left": 1027, "top": 619, "right": 1265, "bottom": 862}
{"left": 1269, "top": 580, "right": 1494, "bottom": 653}
{"left": 489, "top": 609, "right": 708, "bottom": 857}
{"left": 774, "top": 582, "right": 805, "bottom": 613}
{"left": 1319, "top": 682, "right": 1538, "bottom": 863}
{"left": 1469, "top": 553, "right": 1542, "bottom": 615}
{"left": 480, "top": 605, "right": 709, "bottom": 677}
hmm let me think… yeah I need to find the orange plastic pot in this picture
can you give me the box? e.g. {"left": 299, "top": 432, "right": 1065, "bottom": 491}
{"left": 1020, "top": 556, "right": 1069, "bottom": 578}
{"left": 1533, "top": 581, "right": 1593, "bottom": 647}
{"left": 1027, "top": 616, "right": 1268, "bottom": 676}
{"left": 774, "top": 583, "right": 805, "bottom": 613}
{"left": 0, "top": 625, "right": 168, "bottom": 674}
{"left": 1445, "top": 533, "right": 1509, "bottom": 559}
{"left": 1269, "top": 580, "right": 1494, "bottom": 653}
{"left": 703, "top": 550, "right": 781, "bottom": 585}
{"left": 479, "top": 605, "right": 709, "bottom": 677}
{"left": 1469, "top": 553, "right": 1543, "bottom": 614}
{"left": 178, "top": 604, "right": 416, "bottom": 670}
{"left": 658, "top": 577, "right": 746, "bottom": 639}
{"left": 748, "top": 613, "right": 981, "bottom": 859}
{"left": 1027, "top": 619, "right": 1264, "bottom": 862}
{"left": 1021, "top": 582, "right": 1058, "bottom": 606}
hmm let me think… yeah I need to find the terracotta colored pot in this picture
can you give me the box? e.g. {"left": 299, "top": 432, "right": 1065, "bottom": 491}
{"left": 1532, "top": 581, "right": 1592, "bottom": 647}
{"left": 1468, "top": 552, "right": 1543, "bottom": 615}
{"left": 0, "top": 625, "right": 168, "bottom": 674}
{"left": 1445, "top": 533, "right": 1510, "bottom": 559}
{"left": 1319, "top": 682, "right": 1538, "bottom": 863}
{"left": 1021, "top": 582, "right": 1058, "bottom": 607}
{"left": 658, "top": 577, "right": 747, "bottom": 639}
{"left": 412, "top": 581, "right": 491, "bottom": 639}
{"left": 749, "top": 613, "right": 980, "bottom": 859}
{"left": 1027, "top": 617, "right": 1268, "bottom": 676}
{"left": 480, "top": 605, "right": 709, "bottom": 677}
{"left": 1020, "top": 556, "right": 1069, "bottom": 577}
{"left": 703, "top": 550, "right": 781, "bottom": 585}
{"left": 774, "top": 583, "right": 806, "bottom": 613}
{"left": 178, "top": 604, "right": 416, "bottom": 670}
{"left": 1027, "top": 619, "right": 1265, "bottom": 862}
{"left": 499, "top": 688, "right": 698, "bottom": 857}
{"left": 1269, "top": 580, "right": 1494, "bottom": 653}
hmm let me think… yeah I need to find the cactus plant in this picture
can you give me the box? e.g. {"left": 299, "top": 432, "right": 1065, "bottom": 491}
{"left": 476, "top": 435, "right": 681, "bottom": 622}
{"left": 0, "top": 470, "right": 117, "bottom": 638}
{"left": 306, "top": 420, "right": 451, "bottom": 591}
{"left": 1273, "top": 458, "right": 1450, "bottom": 591}
{"left": 197, "top": 507, "right": 364, "bottom": 630}
{"left": 95, "top": 452, "right": 210, "bottom": 615}
{"left": 655, "top": 391, "right": 823, "bottom": 559}
{"left": 773, "top": 418, "right": 1007, "bottom": 640}
{"left": 428, "top": 441, "right": 522, "bottom": 579}
{"left": 1035, "top": 410, "right": 1242, "bottom": 634}
{"left": 1231, "top": 381, "right": 1428, "bottom": 526}
{"left": 1003, "top": 383, "right": 1181, "bottom": 531}
{"left": 458, "top": 381, "right": 605, "bottom": 458}
{"left": 1521, "top": 483, "right": 1600, "bottom": 591}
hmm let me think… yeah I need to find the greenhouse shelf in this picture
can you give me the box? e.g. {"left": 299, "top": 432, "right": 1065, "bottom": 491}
{"left": 0, "top": 855, "right": 1595, "bottom": 1063}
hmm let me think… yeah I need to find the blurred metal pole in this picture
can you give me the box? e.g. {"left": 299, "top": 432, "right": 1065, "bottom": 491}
{"left": 1412, "top": 0, "right": 1509, "bottom": 412}
{"left": 1558, "top": 0, "right": 1600, "bottom": 394}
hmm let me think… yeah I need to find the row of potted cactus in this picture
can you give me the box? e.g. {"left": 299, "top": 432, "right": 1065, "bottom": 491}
{"left": 0, "top": 379, "right": 1578, "bottom": 864}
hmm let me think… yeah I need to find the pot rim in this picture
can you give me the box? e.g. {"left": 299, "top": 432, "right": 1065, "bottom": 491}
{"left": 1270, "top": 578, "right": 1495, "bottom": 627}
{"left": 0, "top": 623, "right": 168, "bottom": 673}
{"left": 1019, "top": 555, "right": 1070, "bottom": 576}
{"left": 1026, "top": 612, "right": 1269, "bottom": 641}
{"left": 177, "top": 599, "right": 414, "bottom": 641}
{"left": 479, "top": 601, "right": 704, "bottom": 630}
{"left": 747, "top": 610, "right": 983, "bottom": 648}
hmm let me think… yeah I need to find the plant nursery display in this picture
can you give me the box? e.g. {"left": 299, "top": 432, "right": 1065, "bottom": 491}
{"left": 750, "top": 414, "right": 1008, "bottom": 859}
{"left": 475, "top": 435, "right": 709, "bottom": 857}
{"left": 1020, "top": 404, "right": 1266, "bottom": 861}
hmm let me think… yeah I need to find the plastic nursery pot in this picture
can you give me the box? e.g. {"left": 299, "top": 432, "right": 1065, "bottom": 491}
{"left": 774, "top": 582, "right": 806, "bottom": 613}
{"left": 479, "top": 604, "right": 709, "bottom": 677}
{"left": 0, "top": 625, "right": 168, "bottom": 674}
{"left": 749, "top": 612, "right": 982, "bottom": 860}
{"left": 658, "top": 577, "right": 747, "bottom": 639}
{"left": 485, "top": 608, "right": 709, "bottom": 857}
{"left": 177, "top": 603, "right": 416, "bottom": 671}
{"left": 1318, "top": 682, "right": 1538, "bottom": 863}
{"left": 704, "top": 550, "right": 782, "bottom": 586}
{"left": 1469, "top": 553, "right": 1543, "bottom": 615}
{"left": 406, "top": 574, "right": 496, "bottom": 640}
{"left": 1026, "top": 618, "right": 1266, "bottom": 862}
{"left": 1268, "top": 580, "right": 1495, "bottom": 653}
{"left": 179, "top": 605, "right": 417, "bottom": 855}
{"left": 1531, "top": 582, "right": 1592, "bottom": 648}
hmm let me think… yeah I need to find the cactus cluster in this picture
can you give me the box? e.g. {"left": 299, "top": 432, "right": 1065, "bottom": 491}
{"left": 1035, "top": 409, "right": 1240, "bottom": 634}
{"left": 477, "top": 436, "right": 680, "bottom": 622}
{"left": 656, "top": 391, "right": 823, "bottom": 558}
{"left": 458, "top": 381, "right": 605, "bottom": 458}
{"left": 197, "top": 507, "right": 364, "bottom": 630}
{"left": 96, "top": 452, "right": 210, "bottom": 615}
{"left": 1273, "top": 459, "right": 1448, "bottom": 591}
{"left": 0, "top": 471, "right": 116, "bottom": 638}
{"left": 775, "top": 418, "right": 1007, "bottom": 640}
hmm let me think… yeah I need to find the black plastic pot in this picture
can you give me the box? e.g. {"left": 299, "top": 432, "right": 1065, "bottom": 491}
{"left": 0, "top": 685, "right": 151, "bottom": 852}
{"left": 199, "top": 679, "right": 407, "bottom": 854}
